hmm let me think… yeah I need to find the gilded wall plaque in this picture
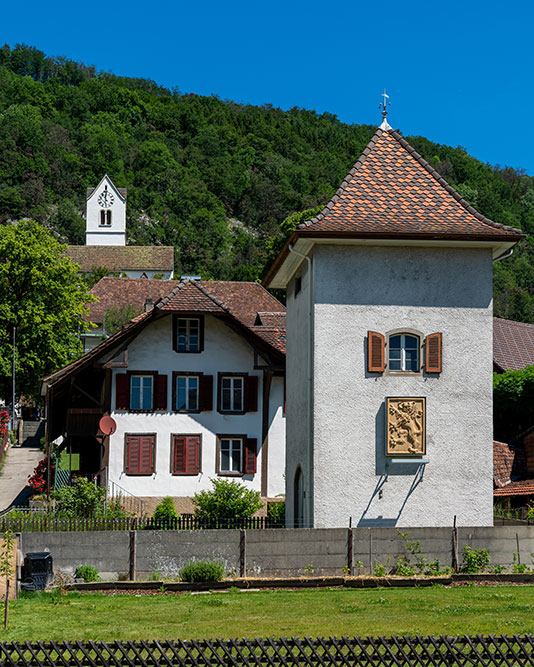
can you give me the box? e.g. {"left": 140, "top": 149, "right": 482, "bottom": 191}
{"left": 386, "top": 397, "right": 426, "bottom": 456}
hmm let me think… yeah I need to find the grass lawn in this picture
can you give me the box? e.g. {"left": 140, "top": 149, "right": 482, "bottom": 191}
{"left": 3, "top": 585, "right": 534, "bottom": 641}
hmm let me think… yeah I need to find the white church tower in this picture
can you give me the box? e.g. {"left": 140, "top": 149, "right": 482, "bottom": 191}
{"left": 86, "top": 174, "right": 127, "bottom": 246}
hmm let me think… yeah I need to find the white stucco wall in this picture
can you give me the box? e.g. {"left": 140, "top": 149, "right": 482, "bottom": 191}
{"left": 267, "top": 376, "right": 285, "bottom": 498}
{"left": 308, "top": 244, "right": 494, "bottom": 528}
{"left": 285, "top": 260, "right": 312, "bottom": 526}
{"left": 108, "top": 314, "right": 285, "bottom": 499}
{"left": 86, "top": 176, "right": 126, "bottom": 246}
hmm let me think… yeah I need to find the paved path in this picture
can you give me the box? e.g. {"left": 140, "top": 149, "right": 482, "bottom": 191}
{"left": 0, "top": 443, "right": 43, "bottom": 510}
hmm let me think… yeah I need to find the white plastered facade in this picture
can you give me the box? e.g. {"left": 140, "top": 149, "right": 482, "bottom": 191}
{"left": 107, "top": 314, "right": 286, "bottom": 499}
{"left": 285, "top": 243, "right": 494, "bottom": 528}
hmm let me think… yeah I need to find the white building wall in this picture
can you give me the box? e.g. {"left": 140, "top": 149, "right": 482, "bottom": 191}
{"left": 310, "top": 244, "right": 494, "bottom": 528}
{"left": 285, "top": 260, "right": 312, "bottom": 526}
{"left": 108, "top": 314, "right": 285, "bottom": 499}
{"left": 267, "top": 376, "right": 285, "bottom": 498}
{"left": 86, "top": 176, "right": 126, "bottom": 246}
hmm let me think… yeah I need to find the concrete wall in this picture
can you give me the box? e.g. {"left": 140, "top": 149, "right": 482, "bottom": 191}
{"left": 108, "top": 314, "right": 286, "bottom": 500}
{"left": 18, "top": 525, "right": 534, "bottom": 580}
{"left": 311, "top": 244, "right": 494, "bottom": 528}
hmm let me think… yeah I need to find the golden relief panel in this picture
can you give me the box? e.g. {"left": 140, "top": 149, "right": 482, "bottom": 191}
{"left": 386, "top": 397, "right": 426, "bottom": 456}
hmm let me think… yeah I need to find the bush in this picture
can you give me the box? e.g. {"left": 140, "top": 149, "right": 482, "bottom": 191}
{"left": 75, "top": 565, "right": 100, "bottom": 582}
{"left": 461, "top": 546, "right": 490, "bottom": 573}
{"left": 152, "top": 497, "right": 178, "bottom": 523}
{"left": 179, "top": 559, "right": 225, "bottom": 582}
{"left": 53, "top": 478, "right": 128, "bottom": 518}
{"left": 192, "top": 479, "right": 263, "bottom": 519}
{"left": 267, "top": 501, "right": 285, "bottom": 525}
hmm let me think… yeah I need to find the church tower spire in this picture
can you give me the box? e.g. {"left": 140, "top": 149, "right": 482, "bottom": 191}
{"left": 85, "top": 175, "right": 127, "bottom": 246}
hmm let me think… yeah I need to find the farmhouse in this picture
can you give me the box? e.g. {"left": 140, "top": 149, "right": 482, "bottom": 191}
{"left": 265, "top": 114, "right": 523, "bottom": 529}
{"left": 41, "top": 278, "right": 286, "bottom": 514}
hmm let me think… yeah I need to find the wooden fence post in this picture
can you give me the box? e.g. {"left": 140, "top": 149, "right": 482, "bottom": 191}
{"left": 129, "top": 531, "right": 136, "bottom": 581}
{"left": 240, "top": 530, "right": 246, "bottom": 578}
{"left": 347, "top": 517, "right": 353, "bottom": 576}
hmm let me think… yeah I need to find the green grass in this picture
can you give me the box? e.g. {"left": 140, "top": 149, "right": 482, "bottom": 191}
{"left": 3, "top": 586, "right": 534, "bottom": 641}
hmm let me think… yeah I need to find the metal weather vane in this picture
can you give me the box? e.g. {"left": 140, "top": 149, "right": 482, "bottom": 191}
{"left": 379, "top": 89, "right": 390, "bottom": 121}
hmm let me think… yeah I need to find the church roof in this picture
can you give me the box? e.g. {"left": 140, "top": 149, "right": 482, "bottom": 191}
{"left": 264, "top": 125, "right": 524, "bottom": 287}
{"left": 66, "top": 245, "right": 174, "bottom": 272}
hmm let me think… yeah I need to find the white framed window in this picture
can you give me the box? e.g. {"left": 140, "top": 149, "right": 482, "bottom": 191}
{"left": 388, "top": 334, "right": 420, "bottom": 372}
{"left": 174, "top": 317, "right": 202, "bottom": 352}
{"left": 220, "top": 375, "right": 244, "bottom": 412}
{"left": 174, "top": 375, "right": 199, "bottom": 411}
{"left": 99, "top": 210, "right": 112, "bottom": 226}
{"left": 130, "top": 375, "right": 154, "bottom": 410}
{"left": 220, "top": 437, "right": 243, "bottom": 473}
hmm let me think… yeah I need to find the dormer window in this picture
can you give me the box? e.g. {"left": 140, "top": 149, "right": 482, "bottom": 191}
{"left": 388, "top": 333, "right": 420, "bottom": 372}
{"left": 100, "top": 210, "right": 112, "bottom": 226}
{"left": 173, "top": 316, "right": 204, "bottom": 353}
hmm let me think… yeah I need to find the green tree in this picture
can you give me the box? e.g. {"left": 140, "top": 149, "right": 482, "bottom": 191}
{"left": 103, "top": 304, "right": 142, "bottom": 336}
{"left": 493, "top": 365, "right": 534, "bottom": 442}
{"left": 192, "top": 479, "right": 264, "bottom": 518}
{"left": 0, "top": 220, "right": 92, "bottom": 401}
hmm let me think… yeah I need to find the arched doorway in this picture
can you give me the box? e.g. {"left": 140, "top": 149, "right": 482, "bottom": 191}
{"left": 294, "top": 467, "right": 303, "bottom": 528}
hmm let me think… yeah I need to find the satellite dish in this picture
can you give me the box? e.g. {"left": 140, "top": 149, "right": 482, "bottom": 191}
{"left": 99, "top": 416, "right": 117, "bottom": 435}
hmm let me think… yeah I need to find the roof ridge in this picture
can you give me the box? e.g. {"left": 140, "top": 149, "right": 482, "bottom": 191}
{"left": 494, "top": 316, "right": 534, "bottom": 327}
{"left": 193, "top": 280, "right": 231, "bottom": 312}
{"left": 156, "top": 278, "right": 231, "bottom": 313}
{"left": 387, "top": 129, "right": 522, "bottom": 236}
{"left": 299, "top": 128, "right": 385, "bottom": 230}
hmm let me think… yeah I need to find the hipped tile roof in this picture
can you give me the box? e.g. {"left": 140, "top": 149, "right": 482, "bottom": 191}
{"left": 66, "top": 246, "right": 174, "bottom": 272}
{"left": 299, "top": 128, "right": 523, "bottom": 239}
{"left": 493, "top": 317, "right": 534, "bottom": 372}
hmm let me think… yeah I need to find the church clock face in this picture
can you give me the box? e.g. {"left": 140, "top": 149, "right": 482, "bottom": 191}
{"left": 98, "top": 189, "right": 114, "bottom": 208}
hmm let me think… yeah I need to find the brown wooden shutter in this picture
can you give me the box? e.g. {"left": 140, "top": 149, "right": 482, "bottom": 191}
{"left": 185, "top": 436, "right": 200, "bottom": 473}
{"left": 155, "top": 374, "right": 167, "bottom": 410}
{"left": 200, "top": 375, "right": 213, "bottom": 411}
{"left": 244, "top": 438, "right": 257, "bottom": 474}
{"left": 244, "top": 375, "right": 259, "bottom": 412}
{"left": 116, "top": 374, "right": 130, "bottom": 410}
{"left": 173, "top": 436, "right": 186, "bottom": 473}
{"left": 126, "top": 435, "right": 140, "bottom": 474}
{"left": 139, "top": 435, "right": 154, "bottom": 474}
{"left": 367, "top": 331, "right": 385, "bottom": 373}
{"left": 425, "top": 332, "right": 442, "bottom": 373}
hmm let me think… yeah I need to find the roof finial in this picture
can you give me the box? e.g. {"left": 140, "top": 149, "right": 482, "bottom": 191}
{"left": 379, "top": 89, "right": 392, "bottom": 130}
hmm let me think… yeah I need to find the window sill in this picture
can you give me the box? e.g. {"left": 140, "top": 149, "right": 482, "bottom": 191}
{"left": 124, "top": 472, "right": 155, "bottom": 476}
{"left": 172, "top": 472, "right": 200, "bottom": 476}
{"left": 217, "top": 471, "right": 244, "bottom": 477}
{"left": 218, "top": 410, "right": 246, "bottom": 416}
{"left": 173, "top": 409, "right": 202, "bottom": 414}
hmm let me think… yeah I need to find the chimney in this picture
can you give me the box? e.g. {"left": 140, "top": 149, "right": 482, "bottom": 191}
{"left": 144, "top": 297, "right": 154, "bottom": 312}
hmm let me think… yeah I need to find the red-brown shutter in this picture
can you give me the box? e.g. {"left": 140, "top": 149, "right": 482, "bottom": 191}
{"left": 200, "top": 375, "right": 213, "bottom": 411}
{"left": 173, "top": 436, "right": 186, "bottom": 473}
{"left": 244, "top": 375, "right": 259, "bottom": 412}
{"left": 425, "top": 332, "right": 442, "bottom": 373}
{"left": 139, "top": 435, "right": 154, "bottom": 474}
{"left": 156, "top": 374, "right": 167, "bottom": 410}
{"left": 116, "top": 374, "right": 130, "bottom": 410}
{"left": 126, "top": 435, "right": 140, "bottom": 474}
{"left": 244, "top": 438, "right": 257, "bottom": 474}
{"left": 367, "top": 331, "right": 385, "bottom": 373}
{"left": 185, "top": 436, "right": 200, "bottom": 473}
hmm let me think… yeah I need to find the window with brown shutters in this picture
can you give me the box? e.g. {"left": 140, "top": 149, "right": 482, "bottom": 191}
{"left": 116, "top": 372, "right": 165, "bottom": 411}
{"left": 367, "top": 331, "right": 385, "bottom": 373}
{"left": 244, "top": 438, "right": 257, "bottom": 474}
{"left": 425, "top": 332, "right": 442, "bottom": 373}
{"left": 217, "top": 373, "right": 258, "bottom": 413}
{"left": 125, "top": 434, "right": 155, "bottom": 475}
{"left": 172, "top": 435, "right": 201, "bottom": 475}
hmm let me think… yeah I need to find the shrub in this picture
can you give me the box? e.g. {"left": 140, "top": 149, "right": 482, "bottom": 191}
{"left": 192, "top": 478, "right": 263, "bottom": 519}
{"left": 179, "top": 559, "right": 225, "bottom": 582}
{"left": 75, "top": 565, "right": 100, "bottom": 582}
{"left": 153, "top": 497, "right": 178, "bottom": 524}
{"left": 53, "top": 478, "right": 128, "bottom": 518}
{"left": 461, "top": 546, "right": 490, "bottom": 573}
{"left": 267, "top": 500, "right": 285, "bottom": 525}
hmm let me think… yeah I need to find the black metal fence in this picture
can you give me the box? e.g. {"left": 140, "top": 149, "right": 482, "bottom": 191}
{"left": 0, "top": 514, "right": 285, "bottom": 533}
{"left": 1, "top": 635, "right": 533, "bottom": 666}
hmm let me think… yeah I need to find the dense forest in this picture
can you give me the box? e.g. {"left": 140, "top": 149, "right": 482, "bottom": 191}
{"left": 1, "top": 44, "right": 534, "bottom": 320}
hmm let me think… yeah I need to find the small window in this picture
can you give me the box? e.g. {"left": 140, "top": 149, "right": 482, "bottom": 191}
{"left": 388, "top": 334, "right": 420, "bottom": 372}
{"left": 220, "top": 437, "right": 243, "bottom": 473}
{"left": 174, "top": 316, "right": 203, "bottom": 352}
{"left": 294, "top": 276, "right": 302, "bottom": 297}
{"left": 99, "top": 210, "right": 112, "bottom": 226}
{"left": 125, "top": 434, "right": 155, "bottom": 475}
{"left": 221, "top": 376, "right": 244, "bottom": 412}
{"left": 130, "top": 374, "right": 154, "bottom": 410}
{"left": 174, "top": 375, "right": 199, "bottom": 411}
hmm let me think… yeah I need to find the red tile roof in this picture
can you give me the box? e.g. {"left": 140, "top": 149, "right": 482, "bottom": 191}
{"left": 494, "top": 480, "right": 534, "bottom": 497}
{"left": 493, "top": 317, "right": 534, "bottom": 372}
{"left": 493, "top": 440, "right": 525, "bottom": 488}
{"left": 298, "top": 129, "right": 523, "bottom": 239}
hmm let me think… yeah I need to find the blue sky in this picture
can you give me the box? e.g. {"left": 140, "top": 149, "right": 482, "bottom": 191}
{"left": 2, "top": 0, "right": 533, "bottom": 173}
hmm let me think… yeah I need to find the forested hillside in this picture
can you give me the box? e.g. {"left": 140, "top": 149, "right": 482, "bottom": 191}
{"left": 1, "top": 44, "right": 534, "bottom": 320}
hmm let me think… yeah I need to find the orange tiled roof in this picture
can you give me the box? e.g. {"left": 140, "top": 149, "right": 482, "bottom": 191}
{"left": 493, "top": 440, "right": 526, "bottom": 488}
{"left": 298, "top": 128, "right": 523, "bottom": 239}
{"left": 494, "top": 480, "right": 534, "bottom": 497}
{"left": 493, "top": 317, "right": 534, "bottom": 372}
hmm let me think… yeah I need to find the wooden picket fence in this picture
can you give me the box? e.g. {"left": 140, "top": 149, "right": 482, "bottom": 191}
{"left": 0, "top": 514, "right": 284, "bottom": 533}
{"left": 1, "top": 635, "right": 534, "bottom": 666}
